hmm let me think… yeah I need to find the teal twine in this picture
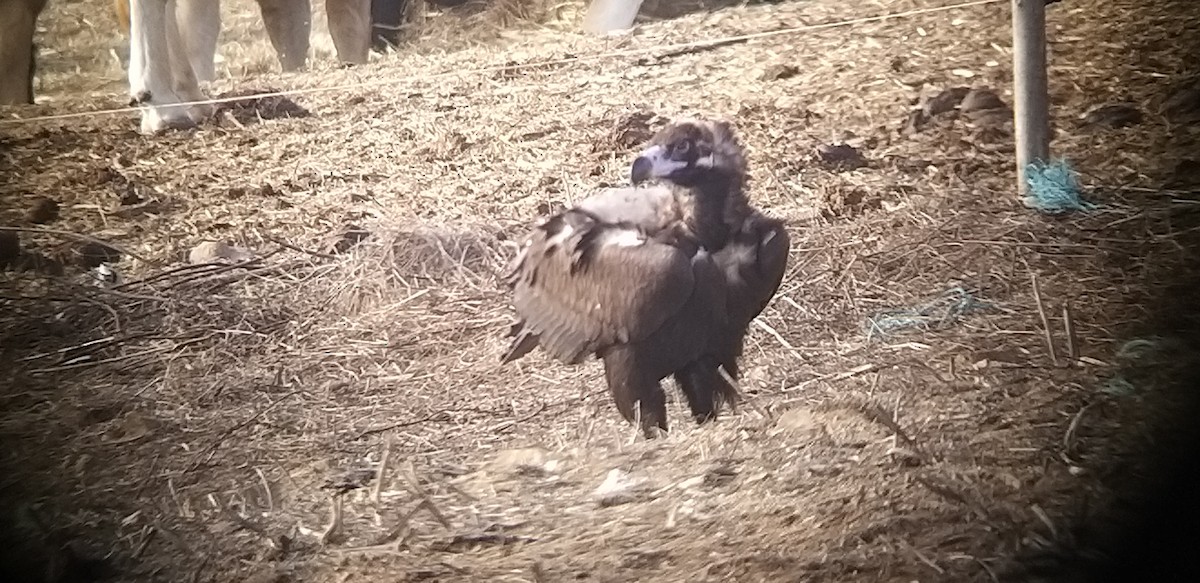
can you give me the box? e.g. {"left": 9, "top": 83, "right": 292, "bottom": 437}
{"left": 1116, "top": 337, "right": 1164, "bottom": 361}
{"left": 865, "top": 286, "right": 992, "bottom": 340}
{"left": 1023, "top": 159, "right": 1098, "bottom": 214}
{"left": 1101, "top": 376, "right": 1137, "bottom": 397}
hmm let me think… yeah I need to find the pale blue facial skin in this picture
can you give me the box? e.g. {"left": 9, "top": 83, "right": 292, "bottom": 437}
{"left": 630, "top": 143, "right": 715, "bottom": 185}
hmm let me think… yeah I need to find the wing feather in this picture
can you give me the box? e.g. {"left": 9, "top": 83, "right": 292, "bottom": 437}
{"left": 707, "top": 212, "right": 790, "bottom": 378}
{"left": 503, "top": 208, "right": 695, "bottom": 364}
{"left": 713, "top": 211, "right": 790, "bottom": 326}
{"left": 573, "top": 185, "right": 679, "bottom": 233}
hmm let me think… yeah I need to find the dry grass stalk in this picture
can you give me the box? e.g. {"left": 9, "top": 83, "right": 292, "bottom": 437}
{"left": 1030, "top": 273, "right": 1060, "bottom": 366}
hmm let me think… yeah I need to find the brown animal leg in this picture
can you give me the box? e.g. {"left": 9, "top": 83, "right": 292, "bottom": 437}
{"left": 603, "top": 351, "right": 669, "bottom": 437}
{"left": 256, "top": 0, "right": 311, "bottom": 71}
{"left": 114, "top": 0, "right": 131, "bottom": 35}
{"left": 370, "top": 0, "right": 408, "bottom": 51}
{"left": 0, "top": 0, "right": 48, "bottom": 105}
{"left": 326, "top": 0, "right": 370, "bottom": 65}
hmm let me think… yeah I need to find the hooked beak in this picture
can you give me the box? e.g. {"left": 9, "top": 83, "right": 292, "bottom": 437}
{"left": 630, "top": 144, "right": 687, "bottom": 185}
{"left": 631, "top": 155, "right": 653, "bottom": 184}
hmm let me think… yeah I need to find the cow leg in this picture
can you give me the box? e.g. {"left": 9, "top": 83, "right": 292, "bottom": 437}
{"left": 114, "top": 0, "right": 131, "bottom": 35}
{"left": 603, "top": 351, "right": 669, "bottom": 438}
{"left": 0, "top": 0, "right": 48, "bottom": 105}
{"left": 370, "top": 0, "right": 407, "bottom": 52}
{"left": 129, "top": 0, "right": 206, "bottom": 132}
{"left": 326, "top": 0, "right": 370, "bottom": 65}
{"left": 173, "top": 0, "right": 220, "bottom": 83}
{"left": 256, "top": 0, "right": 310, "bottom": 72}
{"left": 164, "top": 0, "right": 212, "bottom": 116}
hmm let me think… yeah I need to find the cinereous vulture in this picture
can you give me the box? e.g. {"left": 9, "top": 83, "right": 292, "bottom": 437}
{"left": 501, "top": 117, "right": 790, "bottom": 437}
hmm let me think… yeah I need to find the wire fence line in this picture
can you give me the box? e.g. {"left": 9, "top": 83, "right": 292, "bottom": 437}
{"left": 0, "top": 0, "right": 1006, "bottom": 128}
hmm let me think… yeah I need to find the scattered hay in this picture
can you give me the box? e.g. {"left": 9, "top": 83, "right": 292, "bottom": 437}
{"left": 4, "top": 0, "right": 1200, "bottom": 581}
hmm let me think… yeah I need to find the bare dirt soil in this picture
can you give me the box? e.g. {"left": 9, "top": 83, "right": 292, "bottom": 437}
{"left": 3, "top": 0, "right": 1200, "bottom": 581}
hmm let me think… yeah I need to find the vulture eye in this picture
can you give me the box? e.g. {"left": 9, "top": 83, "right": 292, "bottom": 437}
{"left": 672, "top": 140, "right": 692, "bottom": 157}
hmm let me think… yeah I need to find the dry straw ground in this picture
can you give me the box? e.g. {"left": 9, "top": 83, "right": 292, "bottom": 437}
{"left": 3, "top": 0, "right": 1200, "bottom": 581}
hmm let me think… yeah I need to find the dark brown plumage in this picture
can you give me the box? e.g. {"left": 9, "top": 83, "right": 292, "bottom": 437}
{"left": 501, "top": 117, "right": 790, "bottom": 437}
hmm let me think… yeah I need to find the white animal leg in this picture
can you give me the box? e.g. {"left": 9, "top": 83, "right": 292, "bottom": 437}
{"left": 174, "top": 0, "right": 220, "bottom": 83}
{"left": 164, "top": 0, "right": 213, "bottom": 123}
{"left": 326, "top": 0, "right": 370, "bottom": 65}
{"left": 256, "top": 0, "right": 311, "bottom": 72}
{"left": 130, "top": 0, "right": 199, "bottom": 132}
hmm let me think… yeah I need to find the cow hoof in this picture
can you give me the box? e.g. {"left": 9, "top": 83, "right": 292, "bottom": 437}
{"left": 137, "top": 101, "right": 216, "bottom": 134}
{"left": 139, "top": 104, "right": 199, "bottom": 134}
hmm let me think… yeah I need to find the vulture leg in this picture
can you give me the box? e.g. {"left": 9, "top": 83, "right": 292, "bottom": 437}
{"left": 674, "top": 362, "right": 718, "bottom": 423}
{"left": 674, "top": 358, "right": 739, "bottom": 424}
{"left": 603, "top": 349, "right": 669, "bottom": 437}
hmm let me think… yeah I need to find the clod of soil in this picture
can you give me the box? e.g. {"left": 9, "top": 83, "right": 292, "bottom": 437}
{"left": 960, "top": 87, "right": 1009, "bottom": 113}
{"left": 761, "top": 64, "right": 800, "bottom": 81}
{"left": 0, "top": 231, "right": 20, "bottom": 268}
{"left": 26, "top": 197, "right": 61, "bottom": 224}
{"left": 602, "top": 109, "right": 665, "bottom": 153}
{"left": 815, "top": 143, "right": 867, "bottom": 170}
{"left": 1082, "top": 103, "right": 1144, "bottom": 129}
{"left": 922, "top": 86, "right": 971, "bottom": 117}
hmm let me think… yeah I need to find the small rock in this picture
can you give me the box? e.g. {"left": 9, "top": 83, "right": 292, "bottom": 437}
{"left": 0, "top": 231, "right": 20, "bottom": 269}
{"left": 74, "top": 241, "right": 121, "bottom": 268}
{"left": 761, "top": 64, "right": 800, "bottom": 81}
{"left": 1081, "top": 103, "right": 1143, "bottom": 129}
{"left": 26, "top": 196, "right": 60, "bottom": 224}
{"left": 960, "top": 87, "right": 1009, "bottom": 113}
{"left": 188, "top": 241, "right": 254, "bottom": 264}
{"left": 922, "top": 86, "right": 970, "bottom": 117}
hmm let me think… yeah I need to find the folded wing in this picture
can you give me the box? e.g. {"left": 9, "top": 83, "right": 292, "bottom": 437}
{"left": 502, "top": 205, "right": 697, "bottom": 365}
{"left": 708, "top": 211, "right": 791, "bottom": 377}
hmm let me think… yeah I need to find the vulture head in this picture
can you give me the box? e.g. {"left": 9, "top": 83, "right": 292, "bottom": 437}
{"left": 630, "top": 118, "right": 748, "bottom": 187}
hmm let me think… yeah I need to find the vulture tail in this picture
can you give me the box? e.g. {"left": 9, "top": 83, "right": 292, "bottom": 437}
{"left": 500, "top": 326, "right": 540, "bottom": 364}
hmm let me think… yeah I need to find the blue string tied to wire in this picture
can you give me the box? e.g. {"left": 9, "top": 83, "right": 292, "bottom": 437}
{"left": 1023, "top": 158, "right": 1099, "bottom": 214}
